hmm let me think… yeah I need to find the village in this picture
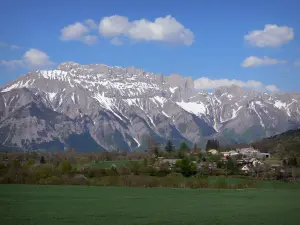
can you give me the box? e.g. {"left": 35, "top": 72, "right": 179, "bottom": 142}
{"left": 156, "top": 146, "right": 286, "bottom": 175}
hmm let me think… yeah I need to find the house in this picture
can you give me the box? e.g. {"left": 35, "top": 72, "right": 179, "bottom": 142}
{"left": 241, "top": 165, "right": 250, "bottom": 173}
{"left": 160, "top": 159, "right": 178, "bottom": 167}
{"left": 238, "top": 147, "right": 260, "bottom": 157}
{"left": 208, "top": 149, "right": 219, "bottom": 155}
{"left": 236, "top": 159, "right": 245, "bottom": 165}
{"left": 252, "top": 159, "right": 263, "bottom": 167}
{"left": 270, "top": 164, "right": 282, "bottom": 170}
{"left": 221, "top": 152, "right": 230, "bottom": 158}
{"left": 259, "top": 152, "right": 270, "bottom": 159}
{"left": 228, "top": 150, "right": 239, "bottom": 157}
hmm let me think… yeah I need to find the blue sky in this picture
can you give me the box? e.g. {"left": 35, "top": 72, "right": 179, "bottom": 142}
{"left": 1, "top": 0, "right": 300, "bottom": 92}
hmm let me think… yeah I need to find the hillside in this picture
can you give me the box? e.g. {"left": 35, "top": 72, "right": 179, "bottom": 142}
{"left": 251, "top": 129, "right": 300, "bottom": 156}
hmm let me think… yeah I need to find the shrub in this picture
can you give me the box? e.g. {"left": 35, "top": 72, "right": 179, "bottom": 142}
{"left": 106, "top": 166, "right": 119, "bottom": 176}
{"left": 40, "top": 156, "right": 46, "bottom": 164}
{"left": 129, "top": 161, "right": 143, "bottom": 175}
{"left": 175, "top": 158, "right": 197, "bottom": 177}
{"left": 84, "top": 166, "right": 107, "bottom": 178}
{"left": 60, "top": 160, "right": 72, "bottom": 173}
{"left": 117, "top": 165, "right": 131, "bottom": 176}
{"left": 38, "top": 176, "right": 61, "bottom": 185}
{"left": 0, "top": 163, "right": 8, "bottom": 176}
{"left": 34, "top": 164, "right": 53, "bottom": 181}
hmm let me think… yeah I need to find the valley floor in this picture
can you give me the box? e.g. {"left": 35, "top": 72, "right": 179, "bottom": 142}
{"left": 1, "top": 184, "right": 300, "bottom": 225}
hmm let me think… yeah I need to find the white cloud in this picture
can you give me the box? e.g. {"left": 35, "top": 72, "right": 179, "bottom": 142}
{"left": 84, "top": 19, "right": 98, "bottom": 29}
{"left": 242, "top": 56, "right": 287, "bottom": 68}
{"left": 60, "top": 21, "right": 98, "bottom": 45}
{"left": 99, "top": 15, "right": 131, "bottom": 37}
{"left": 0, "top": 42, "right": 21, "bottom": 50}
{"left": 1, "top": 48, "right": 53, "bottom": 69}
{"left": 294, "top": 60, "right": 300, "bottom": 67}
{"left": 99, "top": 15, "right": 194, "bottom": 45}
{"left": 23, "top": 48, "right": 53, "bottom": 68}
{"left": 194, "top": 77, "right": 279, "bottom": 92}
{"left": 110, "top": 37, "right": 123, "bottom": 46}
{"left": 82, "top": 35, "right": 98, "bottom": 45}
{"left": 244, "top": 24, "right": 294, "bottom": 47}
{"left": 265, "top": 85, "right": 280, "bottom": 92}
{"left": 60, "top": 22, "right": 89, "bottom": 40}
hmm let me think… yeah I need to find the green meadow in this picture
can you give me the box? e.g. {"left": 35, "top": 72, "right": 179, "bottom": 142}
{"left": 1, "top": 184, "right": 299, "bottom": 225}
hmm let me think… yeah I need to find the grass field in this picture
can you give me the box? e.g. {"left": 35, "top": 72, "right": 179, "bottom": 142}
{"left": 1, "top": 184, "right": 300, "bottom": 225}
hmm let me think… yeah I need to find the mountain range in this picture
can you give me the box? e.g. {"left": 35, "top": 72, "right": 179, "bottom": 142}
{"left": 1, "top": 62, "right": 300, "bottom": 152}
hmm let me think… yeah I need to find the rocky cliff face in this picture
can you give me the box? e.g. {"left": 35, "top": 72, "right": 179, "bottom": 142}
{"left": 1, "top": 62, "right": 300, "bottom": 151}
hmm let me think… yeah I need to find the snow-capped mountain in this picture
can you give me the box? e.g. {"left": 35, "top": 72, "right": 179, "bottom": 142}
{"left": 1, "top": 62, "right": 300, "bottom": 151}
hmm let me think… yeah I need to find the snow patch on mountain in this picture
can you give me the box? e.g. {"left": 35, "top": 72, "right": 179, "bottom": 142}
{"left": 176, "top": 101, "right": 207, "bottom": 116}
{"left": 274, "top": 100, "right": 287, "bottom": 109}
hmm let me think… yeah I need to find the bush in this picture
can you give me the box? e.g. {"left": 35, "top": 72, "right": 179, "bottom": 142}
{"left": 38, "top": 176, "right": 61, "bottom": 185}
{"left": 175, "top": 158, "right": 197, "bottom": 177}
{"left": 60, "top": 160, "right": 72, "bottom": 173}
{"left": 128, "top": 161, "right": 143, "bottom": 175}
{"left": 106, "top": 166, "right": 119, "bottom": 176}
{"left": 84, "top": 166, "right": 107, "bottom": 178}
{"left": 117, "top": 165, "right": 131, "bottom": 175}
{"left": 0, "top": 163, "right": 8, "bottom": 176}
{"left": 34, "top": 164, "right": 54, "bottom": 181}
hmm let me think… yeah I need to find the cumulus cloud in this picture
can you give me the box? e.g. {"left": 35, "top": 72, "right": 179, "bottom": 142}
{"left": 60, "top": 22, "right": 89, "bottom": 40}
{"left": 242, "top": 56, "right": 287, "bottom": 68}
{"left": 23, "top": 48, "right": 53, "bottom": 68}
{"left": 60, "top": 22, "right": 97, "bottom": 45}
{"left": 194, "top": 77, "right": 279, "bottom": 92}
{"left": 99, "top": 15, "right": 194, "bottom": 45}
{"left": 99, "top": 15, "right": 131, "bottom": 37}
{"left": 244, "top": 24, "right": 294, "bottom": 47}
{"left": 1, "top": 48, "right": 53, "bottom": 69}
{"left": 265, "top": 85, "right": 280, "bottom": 92}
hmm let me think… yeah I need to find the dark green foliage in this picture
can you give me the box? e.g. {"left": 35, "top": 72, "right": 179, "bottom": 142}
{"left": 226, "top": 157, "right": 236, "bottom": 172}
{"left": 205, "top": 139, "right": 219, "bottom": 150}
{"left": 153, "top": 147, "right": 160, "bottom": 158}
{"left": 179, "top": 142, "right": 190, "bottom": 151}
{"left": 176, "top": 142, "right": 190, "bottom": 159}
{"left": 165, "top": 140, "right": 175, "bottom": 153}
{"left": 175, "top": 158, "right": 196, "bottom": 177}
{"left": 40, "top": 156, "right": 46, "bottom": 164}
{"left": 207, "top": 153, "right": 222, "bottom": 163}
{"left": 60, "top": 160, "right": 72, "bottom": 173}
{"left": 284, "top": 157, "right": 298, "bottom": 167}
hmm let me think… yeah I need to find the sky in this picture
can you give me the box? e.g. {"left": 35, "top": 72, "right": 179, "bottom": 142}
{"left": 1, "top": 0, "right": 300, "bottom": 92}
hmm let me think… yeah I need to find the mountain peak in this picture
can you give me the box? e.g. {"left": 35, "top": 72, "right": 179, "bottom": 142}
{"left": 215, "top": 85, "right": 245, "bottom": 94}
{"left": 57, "top": 61, "right": 80, "bottom": 71}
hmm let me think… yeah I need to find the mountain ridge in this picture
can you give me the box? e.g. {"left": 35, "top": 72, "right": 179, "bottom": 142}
{"left": 1, "top": 62, "right": 300, "bottom": 151}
